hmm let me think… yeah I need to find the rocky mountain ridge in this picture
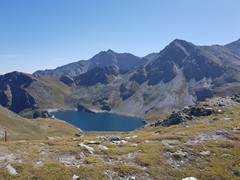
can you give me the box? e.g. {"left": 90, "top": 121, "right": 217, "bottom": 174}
{"left": 65, "top": 39, "right": 240, "bottom": 119}
{"left": 34, "top": 50, "right": 148, "bottom": 77}
{"left": 1, "top": 38, "right": 240, "bottom": 120}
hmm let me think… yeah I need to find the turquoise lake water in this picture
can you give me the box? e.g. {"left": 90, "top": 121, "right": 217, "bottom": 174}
{"left": 51, "top": 111, "right": 144, "bottom": 131}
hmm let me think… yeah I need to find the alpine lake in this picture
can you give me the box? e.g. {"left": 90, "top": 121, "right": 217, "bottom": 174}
{"left": 51, "top": 111, "right": 145, "bottom": 132}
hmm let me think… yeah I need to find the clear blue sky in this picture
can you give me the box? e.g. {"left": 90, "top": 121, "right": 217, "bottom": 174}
{"left": 0, "top": 0, "right": 240, "bottom": 74}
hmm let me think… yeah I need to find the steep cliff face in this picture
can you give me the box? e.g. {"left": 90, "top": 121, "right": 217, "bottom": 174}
{"left": 0, "top": 72, "right": 37, "bottom": 113}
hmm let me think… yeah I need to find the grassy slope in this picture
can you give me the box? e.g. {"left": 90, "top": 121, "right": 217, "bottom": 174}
{"left": 0, "top": 105, "right": 78, "bottom": 141}
{"left": 0, "top": 98, "right": 239, "bottom": 180}
{"left": 26, "top": 75, "right": 72, "bottom": 109}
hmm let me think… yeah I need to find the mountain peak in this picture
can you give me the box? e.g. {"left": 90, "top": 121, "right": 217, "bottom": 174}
{"left": 225, "top": 38, "right": 240, "bottom": 56}
{"left": 170, "top": 39, "right": 195, "bottom": 47}
{"left": 162, "top": 39, "right": 196, "bottom": 57}
{"left": 107, "top": 49, "right": 115, "bottom": 53}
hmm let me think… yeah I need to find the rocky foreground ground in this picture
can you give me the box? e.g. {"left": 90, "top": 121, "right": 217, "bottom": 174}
{"left": 0, "top": 96, "right": 240, "bottom": 180}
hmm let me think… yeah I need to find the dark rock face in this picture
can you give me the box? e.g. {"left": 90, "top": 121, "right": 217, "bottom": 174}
{"left": 119, "top": 84, "right": 135, "bottom": 101}
{"left": 195, "top": 88, "right": 214, "bottom": 101}
{"left": 101, "top": 105, "right": 111, "bottom": 111}
{"left": 182, "top": 49, "right": 224, "bottom": 81}
{"left": 60, "top": 75, "right": 75, "bottom": 86}
{"left": 0, "top": 72, "right": 37, "bottom": 113}
{"left": 75, "top": 67, "right": 119, "bottom": 86}
{"left": 146, "top": 59, "right": 177, "bottom": 85}
{"left": 77, "top": 104, "right": 94, "bottom": 113}
{"left": 129, "top": 69, "right": 147, "bottom": 84}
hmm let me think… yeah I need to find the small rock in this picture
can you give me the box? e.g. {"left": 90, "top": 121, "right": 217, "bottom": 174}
{"left": 126, "top": 135, "right": 138, "bottom": 139}
{"left": 131, "top": 143, "right": 138, "bottom": 147}
{"left": 182, "top": 177, "right": 198, "bottom": 180}
{"left": 98, "top": 145, "right": 109, "bottom": 150}
{"left": 97, "top": 136, "right": 107, "bottom": 141}
{"left": 46, "top": 136, "right": 61, "bottom": 140}
{"left": 121, "top": 140, "right": 128, "bottom": 144}
{"left": 128, "top": 152, "right": 134, "bottom": 159}
{"left": 72, "top": 174, "right": 79, "bottom": 180}
{"left": 109, "top": 137, "right": 128, "bottom": 145}
{"left": 223, "top": 118, "right": 232, "bottom": 121}
{"left": 72, "top": 138, "right": 77, "bottom": 141}
{"left": 79, "top": 152, "right": 86, "bottom": 159}
{"left": 85, "top": 141, "right": 100, "bottom": 145}
{"left": 200, "top": 151, "right": 210, "bottom": 156}
{"left": 182, "top": 177, "right": 197, "bottom": 180}
{"left": 129, "top": 176, "right": 136, "bottom": 180}
{"left": 172, "top": 150, "right": 188, "bottom": 158}
{"left": 6, "top": 164, "right": 18, "bottom": 175}
{"left": 77, "top": 128, "right": 83, "bottom": 132}
{"left": 163, "top": 143, "right": 174, "bottom": 148}
{"left": 78, "top": 143, "right": 95, "bottom": 154}
{"left": 222, "top": 154, "right": 233, "bottom": 157}
{"left": 109, "top": 137, "right": 120, "bottom": 142}
{"left": 75, "top": 133, "right": 84, "bottom": 137}
{"left": 36, "top": 161, "right": 44, "bottom": 167}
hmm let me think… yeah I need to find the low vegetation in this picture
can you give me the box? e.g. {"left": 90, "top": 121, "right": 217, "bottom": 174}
{"left": 0, "top": 97, "right": 240, "bottom": 179}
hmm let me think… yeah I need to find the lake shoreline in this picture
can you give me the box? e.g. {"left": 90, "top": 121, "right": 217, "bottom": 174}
{"left": 50, "top": 110, "right": 145, "bottom": 132}
{"left": 47, "top": 108, "right": 147, "bottom": 124}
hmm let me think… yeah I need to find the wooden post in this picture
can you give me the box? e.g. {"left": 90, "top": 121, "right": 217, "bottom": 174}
{"left": 4, "top": 131, "right": 7, "bottom": 142}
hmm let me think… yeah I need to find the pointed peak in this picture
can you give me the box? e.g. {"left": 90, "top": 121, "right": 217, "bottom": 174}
{"left": 167, "top": 39, "right": 196, "bottom": 52}
{"left": 171, "top": 39, "right": 194, "bottom": 46}
{"left": 107, "top": 49, "right": 115, "bottom": 53}
{"left": 97, "top": 49, "right": 116, "bottom": 55}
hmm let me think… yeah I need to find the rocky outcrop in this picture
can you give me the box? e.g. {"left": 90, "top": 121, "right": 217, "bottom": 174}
{"left": 75, "top": 67, "right": 119, "bottom": 86}
{"left": 60, "top": 75, "right": 75, "bottom": 86}
{"left": 19, "top": 108, "right": 51, "bottom": 119}
{"left": 155, "top": 105, "right": 214, "bottom": 127}
{"left": 231, "top": 92, "right": 240, "bottom": 103}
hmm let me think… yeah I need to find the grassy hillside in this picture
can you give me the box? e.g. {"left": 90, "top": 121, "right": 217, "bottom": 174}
{"left": 27, "top": 75, "right": 72, "bottom": 109}
{"left": 0, "top": 97, "right": 239, "bottom": 179}
{"left": 0, "top": 105, "right": 78, "bottom": 141}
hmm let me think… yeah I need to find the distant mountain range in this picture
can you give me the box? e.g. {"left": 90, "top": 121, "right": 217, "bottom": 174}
{"left": 34, "top": 49, "right": 150, "bottom": 77}
{"left": 1, "top": 38, "right": 240, "bottom": 120}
